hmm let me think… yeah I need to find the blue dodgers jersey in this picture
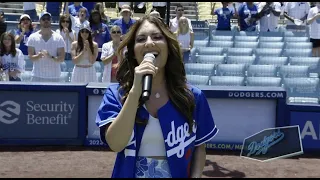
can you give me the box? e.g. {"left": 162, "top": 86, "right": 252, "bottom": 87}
{"left": 96, "top": 83, "right": 218, "bottom": 178}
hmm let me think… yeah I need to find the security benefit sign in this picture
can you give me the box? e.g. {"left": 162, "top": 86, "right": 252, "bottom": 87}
{"left": 240, "top": 126, "right": 303, "bottom": 162}
{"left": 0, "top": 91, "right": 79, "bottom": 139}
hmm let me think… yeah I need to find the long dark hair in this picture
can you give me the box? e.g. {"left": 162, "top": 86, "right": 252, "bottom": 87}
{"left": 0, "top": 32, "right": 17, "bottom": 57}
{"left": 116, "top": 15, "right": 195, "bottom": 132}
{"left": 76, "top": 29, "right": 94, "bottom": 54}
{"left": 59, "top": 15, "right": 72, "bottom": 32}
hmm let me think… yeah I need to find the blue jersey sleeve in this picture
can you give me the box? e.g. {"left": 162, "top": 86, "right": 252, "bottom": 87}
{"left": 194, "top": 90, "right": 218, "bottom": 146}
{"left": 96, "top": 86, "right": 122, "bottom": 144}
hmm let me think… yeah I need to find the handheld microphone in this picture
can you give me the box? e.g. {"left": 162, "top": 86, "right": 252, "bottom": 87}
{"left": 141, "top": 53, "right": 156, "bottom": 102}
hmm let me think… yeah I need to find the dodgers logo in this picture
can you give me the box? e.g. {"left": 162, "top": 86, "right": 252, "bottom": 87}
{"left": 0, "top": 101, "right": 21, "bottom": 124}
{"left": 165, "top": 121, "right": 197, "bottom": 158}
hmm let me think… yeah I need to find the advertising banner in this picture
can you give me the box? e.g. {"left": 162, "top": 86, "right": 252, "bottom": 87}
{"left": 0, "top": 91, "right": 79, "bottom": 139}
{"left": 290, "top": 111, "right": 320, "bottom": 150}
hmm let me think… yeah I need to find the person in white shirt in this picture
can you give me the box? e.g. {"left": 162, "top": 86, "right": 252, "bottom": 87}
{"left": 258, "top": 2, "right": 281, "bottom": 32}
{"left": 152, "top": 2, "right": 167, "bottom": 19}
{"left": 56, "top": 14, "right": 76, "bottom": 61}
{"left": 169, "top": 4, "right": 193, "bottom": 33}
{"left": 174, "top": 16, "right": 194, "bottom": 63}
{"left": 27, "top": 12, "right": 66, "bottom": 82}
{"left": 101, "top": 25, "right": 122, "bottom": 83}
{"left": 23, "top": 2, "right": 38, "bottom": 20}
{"left": 118, "top": 2, "right": 132, "bottom": 13}
{"left": 0, "top": 32, "right": 25, "bottom": 81}
{"left": 65, "top": 2, "right": 90, "bottom": 39}
{"left": 284, "top": 2, "right": 310, "bottom": 31}
{"left": 70, "top": 24, "right": 98, "bottom": 83}
{"left": 307, "top": 3, "right": 320, "bottom": 57}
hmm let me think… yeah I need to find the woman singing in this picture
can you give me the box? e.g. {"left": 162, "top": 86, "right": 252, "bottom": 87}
{"left": 96, "top": 16, "right": 218, "bottom": 178}
{"left": 70, "top": 25, "right": 98, "bottom": 83}
{"left": 0, "top": 32, "right": 25, "bottom": 81}
{"left": 101, "top": 25, "right": 122, "bottom": 83}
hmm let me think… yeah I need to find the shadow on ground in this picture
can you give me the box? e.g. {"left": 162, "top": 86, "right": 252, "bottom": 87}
{"left": 203, "top": 159, "right": 246, "bottom": 178}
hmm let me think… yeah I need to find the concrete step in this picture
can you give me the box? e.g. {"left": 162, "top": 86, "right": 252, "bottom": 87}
{"left": 170, "top": 2, "right": 196, "bottom": 7}
{"left": 0, "top": 8, "right": 24, "bottom": 14}
{"left": 0, "top": 3, "right": 23, "bottom": 9}
{"left": 170, "top": 9, "right": 197, "bottom": 15}
{"left": 170, "top": 6, "right": 197, "bottom": 11}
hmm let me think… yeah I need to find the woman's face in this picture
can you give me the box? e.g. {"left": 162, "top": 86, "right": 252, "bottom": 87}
{"left": 61, "top": 18, "right": 70, "bottom": 28}
{"left": 178, "top": 17, "right": 188, "bottom": 29}
{"left": 20, "top": 17, "right": 31, "bottom": 27}
{"left": 111, "top": 27, "right": 121, "bottom": 41}
{"left": 2, "top": 35, "right": 12, "bottom": 47}
{"left": 80, "top": 29, "right": 90, "bottom": 39}
{"left": 134, "top": 20, "right": 168, "bottom": 69}
{"left": 79, "top": 9, "right": 87, "bottom": 19}
{"left": 92, "top": 13, "right": 100, "bottom": 23}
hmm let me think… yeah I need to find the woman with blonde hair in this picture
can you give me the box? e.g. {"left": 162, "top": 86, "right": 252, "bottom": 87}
{"left": 96, "top": 15, "right": 218, "bottom": 178}
{"left": 174, "top": 16, "right": 194, "bottom": 63}
{"left": 101, "top": 25, "right": 122, "bottom": 83}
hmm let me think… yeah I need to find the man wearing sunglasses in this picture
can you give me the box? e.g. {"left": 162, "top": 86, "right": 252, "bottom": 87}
{"left": 169, "top": 4, "right": 193, "bottom": 33}
{"left": 27, "top": 12, "right": 66, "bottom": 82}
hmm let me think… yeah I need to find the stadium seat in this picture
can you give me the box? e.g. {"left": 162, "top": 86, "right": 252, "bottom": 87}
{"left": 285, "top": 42, "right": 312, "bottom": 49}
{"left": 185, "top": 63, "right": 215, "bottom": 76}
{"left": 196, "top": 55, "right": 225, "bottom": 64}
{"left": 234, "top": 41, "right": 259, "bottom": 49}
{"left": 21, "top": 71, "right": 32, "bottom": 82}
{"left": 289, "top": 57, "right": 320, "bottom": 74}
{"left": 211, "top": 36, "right": 234, "bottom": 41}
{"left": 284, "top": 36, "right": 309, "bottom": 42}
{"left": 186, "top": 74, "right": 209, "bottom": 85}
{"left": 279, "top": 65, "right": 310, "bottom": 78}
{"left": 226, "top": 56, "right": 256, "bottom": 66}
{"left": 227, "top": 48, "right": 253, "bottom": 56}
{"left": 209, "top": 41, "right": 234, "bottom": 49}
{"left": 60, "top": 72, "right": 70, "bottom": 82}
{"left": 258, "top": 42, "right": 284, "bottom": 49}
{"left": 259, "top": 36, "right": 283, "bottom": 42}
{"left": 234, "top": 31, "right": 259, "bottom": 36}
{"left": 234, "top": 36, "right": 258, "bottom": 42}
{"left": 211, "top": 30, "right": 234, "bottom": 36}
{"left": 195, "top": 47, "right": 224, "bottom": 56}
{"left": 216, "top": 64, "right": 246, "bottom": 76}
{"left": 247, "top": 65, "right": 278, "bottom": 77}
{"left": 193, "top": 40, "right": 208, "bottom": 47}
{"left": 210, "top": 76, "right": 245, "bottom": 86}
{"left": 283, "top": 31, "right": 307, "bottom": 37}
{"left": 283, "top": 49, "right": 312, "bottom": 57}
{"left": 246, "top": 77, "right": 282, "bottom": 87}
{"left": 255, "top": 48, "right": 283, "bottom": 57}
{"left": 256, "top": 56, "right": 288, "bottom": 66}
{"left": 283, "top": 77, "right": 319, "bottom": 104}
{"left": 193, "top": 28, "right": 210, "bottom": 40}
{"left": 94, "top": 62, "right": 102, "bottom": 72}
{"left": 259, "top": 31, "right": 283, "bottom": 37}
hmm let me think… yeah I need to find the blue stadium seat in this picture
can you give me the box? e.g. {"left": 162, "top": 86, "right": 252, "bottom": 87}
{"left": 211, "top": 30, "right": 234, "bottom": 36}
{"left": 284, "top": 36, "right": 309, "bottom": 42}
{"left": 193, "top": 40, "right": 208, "bottom": 47}
{"left": 94, "top": 62, "right": 102, "bottom": 72}
{"left": 216, "top": 64, "right": 246, "bottom": 76}
{"left": 209, "top": 41, "right": 234, "bottom": 49}
{"left": 259, "top": 36, "right": 283, "bottom": 42}
{"left": 234, "top": 31, "right": 259, "bottom": 36}
{"left": 186, "top": 74, "right": 209, "bottom": 85}
{"left": 283, "top": 31, "right": 307, "bottom": 37}
{"left": 283, "top": 77, "right": 319, "bottom": 104}
{"left": 246, "top": 77, "right": 282, "bottom": 87}
{"left": 227, "top": 48, "right": 253, "bottom": 56}
{"left": 234, "top": 36, "right": 258, "bottom": 42}
{"left": 285, "top": 42, "right": 312, "bottom": 49}
{"left": 247, "top": 65, "right": 278, "bottom": 77}
{"left": 289, "top": 57, "right": 320, "bottom": 74}
{"left": 211, "top": 36, "right": 234, "bottom": 41}
{"left": 234, "top": 41, "right": 259, "bottom": 49}
{"left": 191, "top": 20, "right": 208, "bottom": 28}
{"left": 258, "top": 42, "right": 284, "bottom": 49}
{"left": 193, "top": 28, "right": 210, "bottom": 40}
{"left": 195, "top": 47, "right": 224, "bottom": 56}
{"left": 210, "top": 76, "right": 245, "bottom": 86}
{"left": 259, "top": 31, "right": 283, "bottom": 37}
{"left": 255, "top": 48, "right": 283, "bottom": 57}
{"left": 60, "top": 72, "right": 70, "bottom": 82}
{"left": 196, "top": 55, "right": 225, "bottom": 64}
{"left": 185, "top": 63, "right": 215, "bottom": 76}
{"left": 279, "top": 65, "right": 310, "bottom": 78}
{"left": 226, "top": 56, "right": 256, "bottom": 66}
{"left": 283, "top": 49, "right": 312, "bottom": 57}
{"left": 256, "top": 56, "right": 288, "bottom": 66}
{"left": 21, "top": 71, "right": 32, "bottom": 82}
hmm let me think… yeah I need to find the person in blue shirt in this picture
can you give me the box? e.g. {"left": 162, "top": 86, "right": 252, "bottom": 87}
{"left": 15, "top": 14, "right": 35, "bottom": 55}
{"left": 45, "top": 2, "right": 62, "bottom": 23}
{"left": 82, "top": 2, "right": 96, "bottom": 14}
{"left": 238, "top": 2, "right": 259, "bottom": 31}
{"left": 113, "top": 4, "right": 136, "bottom": 36}
{"left": 96, "top": 15, "right": 218, "bottom": 178}
{"left": 211, "top": 2, "right": 238, "bottom": 31}
{"left": 89, "top": 10, "right": 111, "bottom": 61}
{"left": 68, "top": 2, "right": 89, "bottom": 18}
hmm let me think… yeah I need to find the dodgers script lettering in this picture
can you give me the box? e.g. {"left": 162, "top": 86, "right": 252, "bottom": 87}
{"left": 247, "top": 129, "right": 285, "bottom": 157}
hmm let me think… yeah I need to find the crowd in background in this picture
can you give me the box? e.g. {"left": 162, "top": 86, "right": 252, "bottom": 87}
{"left": 0, "top": 2, "right": 319, "bottom": 83}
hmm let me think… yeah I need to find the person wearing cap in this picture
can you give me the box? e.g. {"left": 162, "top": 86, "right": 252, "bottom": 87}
{"left": 70, "top": 24, "right": 98, "bottom": 83}
{"left": 15, "top": 14, "right": 35, "bottom": 55}
{"left": 89, "top": 10, "right": 111, "bottom": 62}
{"left": 113, "top": 5, "right": 136, "bottom": 35}
{"left": 152, "top": 2, "right": 167, "bottom": 19}
{"left": 26, "top": 12, "right": 66, "bottom": 82}
{"left": 149, "top": 9, "right": 161, "bottom": 19}
{"left": 0, "top": 10, "right": 6, "bottom": 38}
